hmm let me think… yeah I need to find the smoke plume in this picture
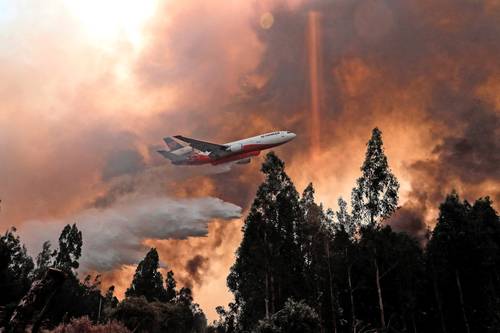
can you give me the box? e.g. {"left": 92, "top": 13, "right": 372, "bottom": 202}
{"left": 20, "top": 195, "right": 241, "bottom": 272}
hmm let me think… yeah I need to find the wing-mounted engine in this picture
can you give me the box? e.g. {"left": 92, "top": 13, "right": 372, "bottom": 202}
{"left": 227, "top": 143, "right": 244, "bottom": 153}
{"left": 235, "top": 157, "right": 251, "bottom": 164}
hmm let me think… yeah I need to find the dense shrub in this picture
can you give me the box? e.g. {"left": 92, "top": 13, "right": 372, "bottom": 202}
{"left": 254, "top": 299, "right": 320, "bottom": 333}
{"left": 48, "top": 316, "right": 130, "bottom": 333}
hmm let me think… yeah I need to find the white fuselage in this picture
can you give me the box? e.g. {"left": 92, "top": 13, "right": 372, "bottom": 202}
{"left": 224, "top": 131, "right": 297, "bottom": 148}
{"left": 165, "top": 130, "right": 296, "bottom": 165}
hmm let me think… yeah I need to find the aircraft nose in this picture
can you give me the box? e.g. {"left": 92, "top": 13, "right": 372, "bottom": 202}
{"left": 289, "top": 132, "right": 297, "bottom": 140}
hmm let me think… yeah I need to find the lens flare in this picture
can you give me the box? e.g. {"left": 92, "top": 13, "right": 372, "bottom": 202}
{"left": 307, "top": 11, "right": 323, "bottom": 156}
{"left": 260, "top": 12, "right": 274, "bottom": 30}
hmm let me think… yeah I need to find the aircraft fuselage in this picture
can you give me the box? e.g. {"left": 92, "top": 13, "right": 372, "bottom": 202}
{"left": 161, "top": 131, "right": 296, "bottom": 166}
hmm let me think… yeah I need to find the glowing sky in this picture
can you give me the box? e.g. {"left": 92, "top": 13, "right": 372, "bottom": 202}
{"left": 1, "top": 0, "right": 499, "bottom": 321}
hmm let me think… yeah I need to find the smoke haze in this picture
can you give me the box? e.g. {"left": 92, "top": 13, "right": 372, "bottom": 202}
{"left": 1, "top": 0, "right": 499, "bottom": 320}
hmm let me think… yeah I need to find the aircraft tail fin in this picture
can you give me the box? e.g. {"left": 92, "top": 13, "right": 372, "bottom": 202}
{"left": 157, "top": 150, "right": 183, "bottom": 163}
{"left": 163, "top": 137, "right": 184, "bottom": 151}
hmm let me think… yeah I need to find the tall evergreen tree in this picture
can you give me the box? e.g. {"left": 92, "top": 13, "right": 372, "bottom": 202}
{"left": 336, "top": 197, "right": 354, "bottom": 236}
{"left": 354, "top": 225, "right": 424, "bottom": 331}
{"left": 300, "top": 183, "right": 339, "bottom": 332}
{"left": 228, "top": 152, "right": 306, "bottom": 331}
{"left": 126, "top": 248, "right": 167, "bottom": 302}
{"left": 0, "top": 227, "right": 34, "bottom": 306}
{"left": 54, "top": 223, "right": 82, "bottom": 274}
{"left": 351, "top": 128, "right": 399, "bottom": 226}
{"left": 426, "top": 193, "right": 500, "bottom": 333}
{"left": 34, "top": 240, "right": 54, "bottom": 279}
{"left": 0, "top": 227, "right": 34, "bottom": 281}
{"left": 104, "top": 285, "right": 119, "bottom": 309}
{"left": 330, "top": 221, "right": 358, "bottom": 333}
{"left": 166, "top": 270, "right": 177, "bottom": 302}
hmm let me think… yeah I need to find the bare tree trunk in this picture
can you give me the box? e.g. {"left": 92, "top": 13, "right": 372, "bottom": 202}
{"left": 264, "top": 231, "right": 270, "bottom": 319}
{"left": 455, "top": 269, "right": 470, "bottom": 333}
{"left": 270, "top": 273, "right": 276, "bottom": 315}
{"left": 97, "top": 295, "right": 102, "bottom": 323}
{"left": 348, "top": 265, "right": 356, "bottom": 333}
{"left": 411, "top": 313, "right": 417, "bottom": 333}
{"left": 326, "top": 242, "right": 337, "bottom": 333}
{"left": 432, "top": 269, "right": 447, "bottom": 333}
{"left": 265, "top": 268, "right": 270, "bottom": 319}
{"left": 374, "top": 257, "right": 386, "bottom": 329}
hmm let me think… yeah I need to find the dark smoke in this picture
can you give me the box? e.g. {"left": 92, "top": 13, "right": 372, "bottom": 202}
{"left": 387, "top": 206, "right": 428, "bottom": 246}
{"left": 183, "top": 255, "right": 209, "bottom": 289}
{"left": 102, "top": 149, "right": 146, "bottom": 181}
{"left": 406, "top": 102, "right": 500, "bottom": 229}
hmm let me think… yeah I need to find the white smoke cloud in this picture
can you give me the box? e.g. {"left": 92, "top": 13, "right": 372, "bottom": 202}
{"left": 20, "top": 195, "right": 242, "bottom": 271}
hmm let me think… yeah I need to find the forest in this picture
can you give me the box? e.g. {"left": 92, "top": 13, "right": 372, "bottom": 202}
{"left": 1, "top": 128, "right": 499, "bottom": 333}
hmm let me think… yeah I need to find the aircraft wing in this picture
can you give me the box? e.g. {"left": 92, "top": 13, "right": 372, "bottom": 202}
{"left": 174, "top": 135, "right": 227, "bottom": 153}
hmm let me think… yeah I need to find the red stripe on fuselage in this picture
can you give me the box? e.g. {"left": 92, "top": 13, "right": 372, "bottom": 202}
{"left": 211, "top": 150, "right": 260, "bottom": 165}
{"left": 181, "top": 141, "right": 286, "bottom": 165}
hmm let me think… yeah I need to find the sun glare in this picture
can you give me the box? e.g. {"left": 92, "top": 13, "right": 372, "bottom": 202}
{"left": 63, "top": 0, "right": 157, "bottom": 48}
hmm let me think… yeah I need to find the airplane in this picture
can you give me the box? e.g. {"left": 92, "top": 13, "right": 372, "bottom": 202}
{"left": 157, "top": 131, "right": 296, "bottom": 166}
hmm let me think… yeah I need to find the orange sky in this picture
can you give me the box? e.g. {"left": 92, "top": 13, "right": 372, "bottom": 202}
{"left": 1, "top": 0, "right": 499, "bottom": 322}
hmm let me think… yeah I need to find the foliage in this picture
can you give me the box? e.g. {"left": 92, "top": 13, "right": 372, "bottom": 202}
{"left": 228, "top": 152, "right": 307, "bottom": 330}
{"left": 125, "top": 248, "right": 167, "bottom": 302}
{"left": 48, "top": 316, "right": 131, "bottom": 333}
{"left": 0, "top": 227, "right": 34, "bottom": 306}
{"left": 34, "top": 241, "right": 54, "bottom": 280}
{"left": 110, "top": 296, "right": 202, "bottom": 333}
{"left": 336, "top": 197, "right": 354, "bottom": 236}
{"left": 225, "top": 128, "right": 500, "bottom": 332}
{"left": 165, "top": 270, "right": 177, "bottom": 302}
{"left": 53, "top": 224, "right": 82, "bottom": 274}
{"left": 253, "top": 298, "right": 320, "bottom": 333}
{"left": 210, "top": 303, "right": 238, "bottom": 333}
{"left": 351, "top": 127, "right": 400, "bottom": 226}
{"left": 425, "top": 193, "right": 500, "bottom": 332}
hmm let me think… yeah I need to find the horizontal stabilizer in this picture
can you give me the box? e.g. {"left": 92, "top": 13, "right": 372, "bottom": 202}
{"left": 157, "top": 150, "right": 183, "bottom": 162}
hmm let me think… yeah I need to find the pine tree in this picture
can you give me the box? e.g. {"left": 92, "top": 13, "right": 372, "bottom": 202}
{"left": 0, "top": 227, "right": 34, "bottom": 305}
{"left": 126, "top": 248, "right": 167, "bottom": 302}
{"left": 351, "top": 128, "right": 399, "bottom": 226}
{"left": 355, "top": 225, "right": 424, "bottom": 331}
{"left": 426, "top": 193, "right": 500, "bottom": 332}
{"left": 228, "top": 152, "right": 305, "bottom": 330}
{"left": 34, "top": 240, "right": 54, "bottom": 279}
{"left": 336, "top": 197, "right": 354, "bottom": 236}
{"left": 177, "top": 287, "right": 193, "bottom": 306}
{"left": 298, "top": 183, "right": 318, "bottom": 271}
{"left": 54, "top": 223, "right": 82, "bottom": 274}
{"left": 300, "top": 183, "right": 339, "bottom": 332}
{"left": 227, "top": 205, "right": 269, "bottom": 329}
{"left": 104, "top": 285, "right": 119, "bottom": 308}
{"left": 166, "top": 270, "right": 177, "bottom": 302}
